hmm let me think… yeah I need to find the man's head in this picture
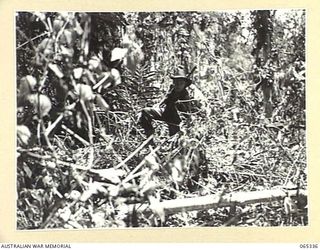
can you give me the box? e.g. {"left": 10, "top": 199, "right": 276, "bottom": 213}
{"left": 172, "top": 78, "right": 191, "bottom": 92}
{"left": 171, "top": 68, "right": 192, "bottom": 91}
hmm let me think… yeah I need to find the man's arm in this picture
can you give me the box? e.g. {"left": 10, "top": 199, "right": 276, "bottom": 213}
{"left": 159, "top": 84, "right": 175, "bottom": 106}
{"left": 176, "top": 89, "right": 192, "bottom": 113}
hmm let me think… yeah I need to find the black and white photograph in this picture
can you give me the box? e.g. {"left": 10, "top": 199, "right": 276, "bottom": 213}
{"left": 16, "top": 10, "right": 307, "bottom": 230}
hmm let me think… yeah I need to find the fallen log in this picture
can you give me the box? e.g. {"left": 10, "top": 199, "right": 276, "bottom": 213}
{"left": 125, "top": 188, "right": 307, "bottom": 215}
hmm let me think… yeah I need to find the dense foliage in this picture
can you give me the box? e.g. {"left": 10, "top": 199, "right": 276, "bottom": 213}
{"left": 16, "top": 10, "right": 306, "bottom": 229}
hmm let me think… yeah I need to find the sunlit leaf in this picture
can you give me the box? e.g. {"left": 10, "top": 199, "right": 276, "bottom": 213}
{"left": 48, "top": 63, "right": 64, "bottom": 78}
{"left": 17, "top": 125, "right": 31, "bottom": 146}
{"left": 69, "top": 190, "right": 81, "bottom": 201}
{"left": 145, "top": 154, "right": 160, "bottom": 171}
{"left": 88, "top": 56, "right": 102, "bottom": 72}
{"left": 111, "top": 47, "right": 128, "bottom": 62}
{"left": 171, "top": 157, "right": 187, "bottom": 183}
{"left": 27, "top": 94, "right": 52, "bottom": 117}
{"left": 73, "top": 67, "right": 84, "bottom": 79}
{"left": 108, "top": 184, "right": 120, "bottom": 197}
{"left": 90, "top": 168, "right": 125, "bottom": 184}
{"left": 74, "top": 20, "right": 83, "bottom": 35}
{"left": 149, "top": 195, "right": 165, "bottom": 223}
{"left": 284, "top": 196, "right": 297, "bottom": 215}
{"left": 91, "top": 212, "right": 105, "bottom": 227}
{"left": 22, "top": 164, "right": 32, "bottom": 178}
{"left": 36, "top": 38, "right": 54, "bottom": 58}
{"left": 140, "top": 180, "right": 158, "bottom": 197}
{"left": 32, "top": 12, "right": 46, "bottom": 21}
{"left": 110, "top": 68, "right": 121, "bottom": 85}
{"left": 67, "top": 220, "right": 83, "bottom": 229}
{"left": 19, "top": 75, "right": 37, "bottom": 96}
{"left": 60, "top": 29, "right": 76, "bottom": 46}
{"left": 60, "top": 45, "right": 74, "bottom": 57}
{"left": 80, "top": 182, "right": 108, "bottom": 202}
{"left": 121, "top": 34, "right": 133, "bottom": 48}
{"left": 58, "top": 207, "right": 72, "bottom": 222}
{"left": 75, "top": 84, "right": 94, "bottom": 102}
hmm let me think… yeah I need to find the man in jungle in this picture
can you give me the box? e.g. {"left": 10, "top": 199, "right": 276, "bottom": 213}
{"left": 137, "top": 67, "right": 194, "bottom": 140}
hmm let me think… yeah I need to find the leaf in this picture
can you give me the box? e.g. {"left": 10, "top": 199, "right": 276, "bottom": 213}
{"left": 171, "top": 157, "right": 187, "bottom": 183}
{"left": 42, "top": 175, "right": 54, "bottom": 188}
{"left": 110, "top": 68, "right": 121, "bottom": 86}
{"left": 67, "top": 220, "right": 83, "bottom": 229}
{"left": 60, "top": 45, "right": 74, "bottom": 57}
{"left": 61, "top": 29, "right": 76, "bottom": 46}
{"left": 19, "top": 75, "right": 37, "bottom": 96}
{"left": 73, "top": 67, "right": 84, "bottom": 79}
{"left": 90, "top": 168, "right": 125, "bottom": 184}
{"left": 32, "top": 12, "right": 46, "bottom": 21}
{"left": 111, "top": 47, "right": 128, "bottom": 62}
{"left": 53, "top": 18, "right": 64, "bottom": 33}
{"left": 58, "top": 207, "right": 72, "bottom": 222}
{"left": 284, "top": 196, "right": 297, "bottom": 215}
{"left": 80, "top": 182, "right": 108, "bottom": 202}
{"left": 80, "top": 189, "right": 94, "bottom": 202}
{"left": 149, "top": 195, "right": 165, "bottom": 223}
{"left": 68, "top": 190, "right": 81, "bottom": 201}
{"left": 48, "top": 63, "right": 64, "bottom": 78}
{"left": 74, "top": 20, "right": 83, "bottom": 35}
{"left": 37, "top": 38, "right": 54, "bottom": 54}
{"left": 124, "top": 46, "right": 144, "bottom": 73}
{"left": 140, "top": 180, "right": 158, "bottom": 197}
{"left": 27, "top": 94, "right": 52, "bottom": 117}
{"left": 91, "top": 212, "right": 105, "bottom": 227}
{"left": 145, "top": 154, "right": 160, "bottom": 171}
{"left": 17, "top": 125, "right": 31, "bottom": 146}
{"left": 108, "top": 184, "right": 120, "bottom": 197}
{"left": 75, "top": 84, "right": 94, "bottom": 102}
{"left": 121, "top": 34, "right": 133, "bottom": 48}
{"left": 88, "top": 56, "right": 102, "bottom": 73}
{"left": 22, "top": 163, "right": 33, "bottom": 178}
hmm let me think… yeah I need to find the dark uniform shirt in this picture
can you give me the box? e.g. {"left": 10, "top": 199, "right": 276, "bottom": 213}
{"left": 138, "top": 82, "right": 192, "bottom": 137}
{"left": 160, "top": 84, "right": 190, "bottom": 108}
{"left": 158, "top": 84, "right": 191, "bottom": 123}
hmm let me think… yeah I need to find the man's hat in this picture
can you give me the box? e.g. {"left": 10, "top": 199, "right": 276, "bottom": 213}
{"left": 170, "top": 68, "right": 192, "bottom": 86}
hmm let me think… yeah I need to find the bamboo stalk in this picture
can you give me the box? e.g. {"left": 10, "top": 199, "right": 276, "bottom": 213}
{"left": 125, "top": 189, "right": 307, "bottom": 216}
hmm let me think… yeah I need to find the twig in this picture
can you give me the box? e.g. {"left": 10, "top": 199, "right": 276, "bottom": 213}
{"left": 45, "top": 114, "right": 63, "bottom": 137}
{"left": 122, "top": 145, "right": 161, "bottom": 184}
{"left": 61, "top": 125, "right": 90, "bottom": 146}
{"left": 93, "top": 73, "right": 109, "bottom": 90}
{"left": 259, "top": 125, "right": 295, "bottom": 163}
{"left": 114, "top": 134, "right": 154, "bottom": 170}
{"left": 284, "top": 147, "right": 303, "bottom": 185}
{"left": 80, "top": 100, "right": 93, "bottom": 145}
{"left": 25, "top": 152, "right": 52, "bottom": 160}
{"left": 40, "top": 120, "right": 57, "bottom": 158}
{"left": 17, "top": 32, "right": 49, "bottom": 49}
{"left": 123, "top": 168, "right": 149, "bottom": 183}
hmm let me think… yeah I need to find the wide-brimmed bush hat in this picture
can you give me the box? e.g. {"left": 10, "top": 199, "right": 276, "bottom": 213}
{"left": 170, "top": 68, "right": 192, "bottom": 86}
